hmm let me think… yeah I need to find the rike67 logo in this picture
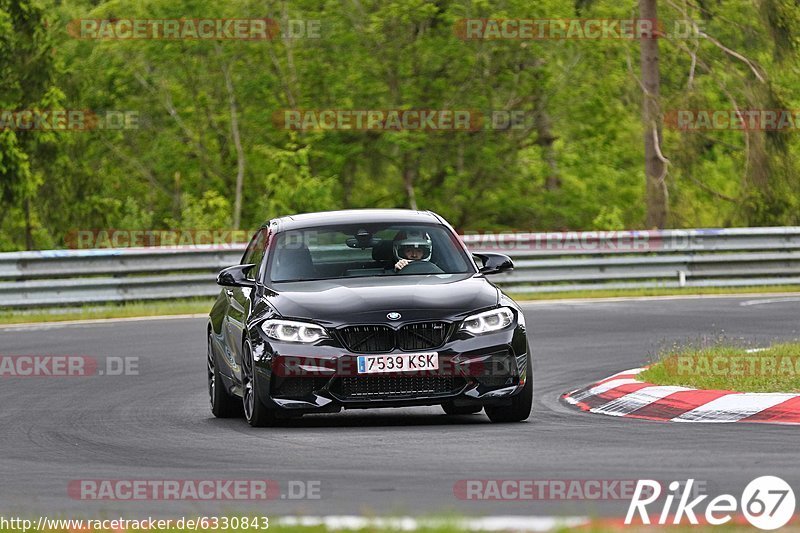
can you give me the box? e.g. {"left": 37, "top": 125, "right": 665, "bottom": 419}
{"left": 626, "top": 476, "right": 795, "bottom": 530}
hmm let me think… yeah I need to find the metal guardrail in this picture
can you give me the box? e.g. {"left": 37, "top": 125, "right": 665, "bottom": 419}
{"left": 2, "top": 227, "right": 800, "bottom": 307}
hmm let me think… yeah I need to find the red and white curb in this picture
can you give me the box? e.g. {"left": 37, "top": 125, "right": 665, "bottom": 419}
{"left": 562, "top": 368, "right": 800, "bottom": 424}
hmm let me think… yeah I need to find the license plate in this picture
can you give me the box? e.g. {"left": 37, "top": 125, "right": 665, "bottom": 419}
{"left": 357, "top": 353, "right": 438, "bottom": 374}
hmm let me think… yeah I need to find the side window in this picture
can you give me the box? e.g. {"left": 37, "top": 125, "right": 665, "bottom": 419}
{"left": 241, "top": 228, "right": 270, "bottom": 280}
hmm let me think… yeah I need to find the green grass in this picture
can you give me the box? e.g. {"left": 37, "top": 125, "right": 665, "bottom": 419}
{"left": 640, "top": 342, "right": 800, "bottom": 393}
{"left": 0, "top": 298, "right": 213, "bottom": 325}
{"left": 509, "top": 284, "right": 800, "bottom": 301}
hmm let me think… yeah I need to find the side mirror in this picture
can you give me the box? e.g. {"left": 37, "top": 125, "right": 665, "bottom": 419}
{"left": 217, "top": 264, "right": 257, "bottom": 288}
{"left": 473, "top": 253, "right": 514, "bottom": 275}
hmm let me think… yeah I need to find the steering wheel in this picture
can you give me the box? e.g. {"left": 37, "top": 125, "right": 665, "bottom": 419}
{"left": 396, "top": 261, "right": 444, "bottom": 275}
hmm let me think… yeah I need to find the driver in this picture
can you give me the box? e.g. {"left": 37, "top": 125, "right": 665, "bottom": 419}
{"left": 393, "top": 231, "right": 432, "bottom": 271}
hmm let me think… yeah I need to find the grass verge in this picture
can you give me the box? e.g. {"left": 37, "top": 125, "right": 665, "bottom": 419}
{"left": 639, "top": 342, "right": 800, "bottom": 393}
{"left": 0, "top": 298, "right": 214, "bottom": 325}
{"left": 509, "top": 284, "right": 800, "bottom": 301}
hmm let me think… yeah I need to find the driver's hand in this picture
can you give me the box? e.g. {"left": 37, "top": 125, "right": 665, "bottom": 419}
{"left": 395, "top": 259, "right": 411, "bottom": 271}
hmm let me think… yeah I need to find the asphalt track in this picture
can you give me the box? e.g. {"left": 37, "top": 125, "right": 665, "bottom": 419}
{"left": 1, "top": 295, "right": 799, "bottom": 519}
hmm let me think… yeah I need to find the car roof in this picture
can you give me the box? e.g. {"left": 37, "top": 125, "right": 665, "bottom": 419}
{"left": 266, "top": 209, "right": 444, "bottom": 232}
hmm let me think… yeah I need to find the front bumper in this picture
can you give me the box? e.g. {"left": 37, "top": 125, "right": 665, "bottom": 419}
{"left": 250, "top": 324, "right": 529, "bottom": 414}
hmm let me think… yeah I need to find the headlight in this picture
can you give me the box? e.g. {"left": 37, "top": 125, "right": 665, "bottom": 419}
{"left": 460, "top": 307, "right": 514, "bottom": 335}
{"left": 262, "top": 319, "right": 329, "bottom": 343}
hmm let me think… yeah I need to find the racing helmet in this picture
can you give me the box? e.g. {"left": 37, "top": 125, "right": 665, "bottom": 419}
{"left": 393, "top": 230, "right": 432, "bottom": 262}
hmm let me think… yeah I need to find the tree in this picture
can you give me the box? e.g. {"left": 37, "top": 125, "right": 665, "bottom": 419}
{"left": 639, "top": 0, "right": 668, "bottom": 228}
{"left": 0, "top": 0, "right": 61, "bottom": 249}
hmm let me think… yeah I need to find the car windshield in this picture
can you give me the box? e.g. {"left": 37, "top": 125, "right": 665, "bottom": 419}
{"left": 267, "top": 223, "right": 474, "bottom": 282}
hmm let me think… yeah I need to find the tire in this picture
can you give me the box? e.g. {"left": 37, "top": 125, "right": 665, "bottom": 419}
{"left": 441, "top": 402, "right": 483, "bottom": 415}
{"left": 485, "top": 354, "right": 533, "bottom": 423}
{"left": 241, "top": 342, "right": 279, "bottom": 427}
{"left": 208, "top": 334, "right": 242, "bottom": 418}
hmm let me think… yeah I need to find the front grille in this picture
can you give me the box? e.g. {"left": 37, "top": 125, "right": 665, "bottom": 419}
{"left": 339, "top": 325, "right": 394, "bottom": 353}
{"left": 272, "top": 377, "right": 330, "bottom": 398}
{"left": 334, "top": 375, "right": 465, "bottom": 399}
{"left": 339, "top": 322, "right": 450, "bottom": 353}
{"left": 396, "top": 322, "right": 449, "bottom": 350}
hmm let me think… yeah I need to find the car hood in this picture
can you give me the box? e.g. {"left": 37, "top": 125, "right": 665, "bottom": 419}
{"left": 264, "top": 274, "right": 499, "bottom": 325}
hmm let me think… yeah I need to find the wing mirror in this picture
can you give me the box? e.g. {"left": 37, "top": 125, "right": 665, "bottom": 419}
{"left": 473, "top": 253, "right": 514, "bottom": 275}
{"left": 217, "top": 264, "right": 257, "bottom": 288}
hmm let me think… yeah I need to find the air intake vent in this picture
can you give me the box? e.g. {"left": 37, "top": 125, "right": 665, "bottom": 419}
{"left": 334, "top": 375, "right": 465, "bottom": 399}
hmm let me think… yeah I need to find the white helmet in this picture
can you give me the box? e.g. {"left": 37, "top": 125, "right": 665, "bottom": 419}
{"left": 393, "top": 231, "right": 432, "bottom": 262}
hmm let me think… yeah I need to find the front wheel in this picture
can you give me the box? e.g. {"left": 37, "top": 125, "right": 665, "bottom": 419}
{"left": 485, "top": 355, "right": 533, "bottom": 423}
{"left": 208, "top": 334, "right": 242, "bottom": 418}
{"left": 241, "top": 342, "right": 279, "bottom": 427}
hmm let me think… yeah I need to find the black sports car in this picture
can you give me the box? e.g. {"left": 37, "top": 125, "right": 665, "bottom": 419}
{"left": 207, "top": 209, "right": 532, "bottom": 426}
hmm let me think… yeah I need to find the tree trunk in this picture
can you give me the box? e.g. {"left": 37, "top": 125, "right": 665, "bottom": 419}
{"left": 639, "top": 0, "right": 668, "bottom": 228}
{"left": 223, "top": 60, "right": 246, "bottom": 230}
{"left": 402, "top": 152, "right": 419, "bottom": 210}
{"left": 534, "top": 109, "right": 560, "bottom": 190}
{"left": 532, "top": 70, "right": 560, "bottom": 190}
{"left": 173, "top": 171, "right": 182, "bottom": 221}
{"left": 24, "top": 196, "right": 33, "bottom": 251}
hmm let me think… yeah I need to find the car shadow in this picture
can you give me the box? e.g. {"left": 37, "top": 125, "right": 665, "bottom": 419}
{"left": 277, "top": 410, "right": 492, "bottom": 428}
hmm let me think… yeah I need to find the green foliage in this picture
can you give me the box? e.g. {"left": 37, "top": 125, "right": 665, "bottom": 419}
{"left": 591, "top": 206, "right": 626, "bottom": 231}
{"left": 258, "top": 138, "right": 339, "bottom": 218}
{"left": 174, "top": 191, "right": 231, "bottom": 229}
{"left": 114, "top": 197, "right": 155, "bottom": 229}
{"left": 1, "top": 0, "right": 800, "bottom": 250}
